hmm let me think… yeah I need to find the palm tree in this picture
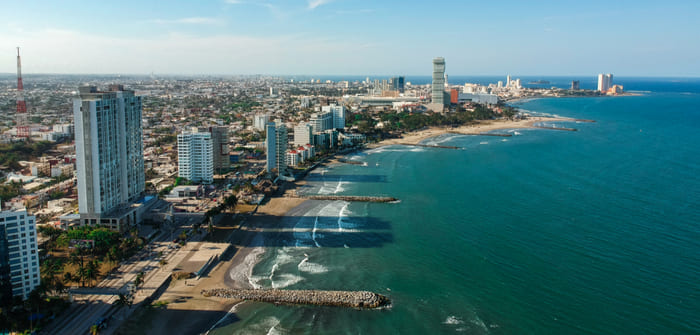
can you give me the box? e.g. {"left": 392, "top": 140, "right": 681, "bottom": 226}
{"left": 85, "top": 260, "right": 100, "bottom": 287}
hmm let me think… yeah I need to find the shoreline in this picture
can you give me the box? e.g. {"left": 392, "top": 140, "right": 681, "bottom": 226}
{"left": 366, "top": 116, "right": 571, "bottom": 149}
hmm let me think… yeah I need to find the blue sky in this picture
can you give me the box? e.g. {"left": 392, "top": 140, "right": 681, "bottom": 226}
{"left": 1, "top": 0, "right": 699, "bottom": 76}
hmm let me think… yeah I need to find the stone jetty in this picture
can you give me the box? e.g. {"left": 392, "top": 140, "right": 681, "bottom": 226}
{"left": 299, "top": 195, "right": 398, "bottom": 202}
{"left": 533, "top": 125, "right": 578, "bottom": 131}
{"left": 202, "top": 288, "right": 390, "bottom": 309}
{"left": 399, "top": 143, "right": 461, "bottom": 149}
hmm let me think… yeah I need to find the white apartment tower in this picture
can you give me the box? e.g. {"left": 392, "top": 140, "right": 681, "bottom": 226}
{"left": 74, "top": 85, "right": 145, "bottom": 231}
{"left": 310, "top": 111, "right": 333, "bottom": 133}
{"left": 294, "top": 123, "right": 314, "bottom": 147}
{"left": 0, "top": 207, "right": 40, "bottom": 299}
{"left": 178, "top": 130, "right": 214, "bottom": 184}
{"left": 253, "top": 114, "right": 270, "bottom": 131}
{"left": 322, "top": 104, "right": 346, "bottom": 130}
{"left": 265, "top": 120, "right": 288, "bottom": 173}
{"left": 597, "top": 73, "right": 613, "bottom": 92}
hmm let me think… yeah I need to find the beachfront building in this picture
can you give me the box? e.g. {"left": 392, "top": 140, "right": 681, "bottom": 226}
{"left": 293, "top": 123, "right": 314, "bottom": 147}
{"left": 178, "top": 130, "right": 214, "bottom": 184}
{"left": 73, "top": 85, "right": 145, "bottom": 232}
{"left": 265, "top": 120, "right": 288, "bottom": 173}
{"left": 322, "top": 104, "right": 346, "bottom": 130}
{"left": 310, "top": 111, "right": 333, "bottom": 133}
{"left": 432, "top": 57, "right": 446, "bottom": 106}
{"left": 598, "top": 74, "right": 613, "bottom": 92}
{"left": 0, "top": 207, "right": 40, "bottom": 300}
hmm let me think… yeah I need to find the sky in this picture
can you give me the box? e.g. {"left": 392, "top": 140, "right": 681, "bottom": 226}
{"left": 1, "top": 0, "right": 699, "bottom": 76}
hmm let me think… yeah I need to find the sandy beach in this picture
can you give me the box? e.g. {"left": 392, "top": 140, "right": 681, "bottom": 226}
{"left": 117, "top": 115, "right": 577, "bottom": 334}
{"left": 367, "top": 116, "right": 565, "bottom": 148}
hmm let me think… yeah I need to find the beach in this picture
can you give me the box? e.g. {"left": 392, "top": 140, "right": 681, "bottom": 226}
{"left": 122, "top": 115, "right": 573, "bottom": 335}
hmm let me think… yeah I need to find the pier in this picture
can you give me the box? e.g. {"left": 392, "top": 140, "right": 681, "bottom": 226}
{"left": 202, "top": 288, "right": 390, "bottom": 309}
{"left": 298, "top": 195, "right": 398, "bottom": 202}
{"left": 533, "top": 125, "right": 578, "bottom": 131}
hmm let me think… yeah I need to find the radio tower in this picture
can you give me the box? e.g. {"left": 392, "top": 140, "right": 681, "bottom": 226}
{"left": 16, "top": 47, "right": 30, "bottom": 139}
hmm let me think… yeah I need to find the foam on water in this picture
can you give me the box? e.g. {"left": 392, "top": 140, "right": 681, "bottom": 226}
{"left": 444, "top": 316, "right": 464, "bottom": 325}
{"left": 297, "top": 255, "right": 329, "bottom": 274}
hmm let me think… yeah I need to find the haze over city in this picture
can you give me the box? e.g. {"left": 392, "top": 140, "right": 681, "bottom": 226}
{"left": 1, "top": 0, "right": 699, "bottom": 76}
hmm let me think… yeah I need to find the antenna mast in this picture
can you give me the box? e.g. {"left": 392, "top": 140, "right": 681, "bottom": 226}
{"left": 16, "top": 47, "right": 30, "bottom": 139}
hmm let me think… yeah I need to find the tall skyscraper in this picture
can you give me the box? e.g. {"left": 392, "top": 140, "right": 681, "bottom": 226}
{"left": 178, "top": 130, "right": 214, "bottom": 184}
{"left": 209, "top": 126, "right": 229, "bottom": 174}
{"left": 571, "top": 80, "right": 580, "bottom": 90}
{"left": 322, "top": 104, "right": 346, "bottom": 130}
{"left": 253, "top": 113, "right": 270, "bottom": 131}
{"left": 74, "top": 85, "right": 144, "bottom": 231}
{"left": 597, "top": 74, "right": 613, "bottom": 92}
{"left": 310, "top": 111, "right": 333, "bottom": 133}
{"left": 0, "top": 207, "right": 40, "bottom": 300}
{"left": 266, "top": 120, "right": 288, "bottom": 173}
{"left": 432, "top": 57, "right": 446, "bottom": 106}
{"left": 390, "top": 76, "right": 405, "bottom": 93}
{"left": 506, "top": 75, "right": 512, "bottom": 88}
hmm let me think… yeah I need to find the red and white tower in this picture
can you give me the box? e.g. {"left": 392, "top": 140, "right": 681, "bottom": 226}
{"left": 16, "top": 47, "right": 30, "bottom": 139}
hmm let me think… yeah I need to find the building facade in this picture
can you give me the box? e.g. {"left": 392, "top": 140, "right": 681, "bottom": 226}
{"left": 253, "top": 114, "right": 270, "bottom": 131}
{"left": 73, "top": 85, "right": 145, "bottom": 231}
{"left": 265, "top": 120, "right": 288, "bottom": 173}
{"left": 310, "top": 111, "right": 333, "bottom": 133}
{"left": 597, "top": 74, "right": 613, "bottom": 92}
{"left": 209, "top": 126, "right": 229, "bottom": 174}
{"left": 178, "top": 130, "right": 214, "bottom": 184}
{"left": 293, "top": 123, "right": 314, "bottom": 147}
{"left": 432, "top": 57, "right": 446, "bottom": 106}
{"left": 321, "top": 104, "right": 346, "bottom": 130}
{"left": 0, "top": 208, "right": 40, "bottom": 300}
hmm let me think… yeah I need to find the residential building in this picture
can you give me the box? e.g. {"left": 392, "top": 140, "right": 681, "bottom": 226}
{"left": 253, "top": 114, "right": 270, "bottom": 131}
{"left": 310, "top": 111, "right": 333, "bottom": 133}
{"left": 321, "top": 104, "right": 346, "bottom": 129}
{"left": 178, "top": 130, "right": 214, "bottom": 184}
{"left": 73, "top": 85, "right": 145, "bottom": 231}
{"left": 209, "top": 126, "right": 229, "bottom": 174}
{"left": 390, "top": 76, "right": 405, "bottom": 93}
{"left": 265, "top": 120, "right": 288, "bottom": 173}
{"left": 571, "top": 80, "right": 580, "bottom": 90}
{"left": 0, "top": 207, "right": 40, "bottom": 300}
{"left": 293, "top": 123, "right": 313, "bottom": 147}
{"left": 598, "top": 74, "right": 613, "bottom": 92}
{"left": 432, "top": 57, "right": 446, "bottom": 106}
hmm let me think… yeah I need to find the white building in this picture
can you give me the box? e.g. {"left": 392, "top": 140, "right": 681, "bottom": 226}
{"left": 253, "top": 114, "right": 270, "bottom": 131}
{"left": 310, "top": 111, "right": 333, "bottom": 133}
{"left": 597, "top": 73, "right": 613, "bottom": 92}
{"left": 265, "top": 120, "right": 288, "bottom": 173}
{"left": 178, "top": 130, "right": 214, "bottom": 184}
{"left": 0, "top": 207, "right": 40, "bottom": 299}
{"left": 73, "top": 85, "right": 145, "bottom": 231}
{"left": 322, "top": 104, "right": 346, "bottom": 129}
{"left": 293, "top": 123, "right": 313, "bottom": 147}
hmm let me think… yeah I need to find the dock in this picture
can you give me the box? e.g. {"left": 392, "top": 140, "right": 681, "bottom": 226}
{"left": 202, "top": 288, "right": 390, "bottom": 309}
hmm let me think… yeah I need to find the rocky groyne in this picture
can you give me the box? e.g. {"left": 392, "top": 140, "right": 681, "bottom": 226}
{"left": 299, "top": 195, "right": 398, "bottom": 203}
{"left": 202, "top": 288, "right": 390, "bottom": 309}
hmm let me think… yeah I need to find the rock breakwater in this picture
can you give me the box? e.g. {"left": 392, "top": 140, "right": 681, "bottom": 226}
{"left": 202, "top": 288, "right": 390, "bottom": 309}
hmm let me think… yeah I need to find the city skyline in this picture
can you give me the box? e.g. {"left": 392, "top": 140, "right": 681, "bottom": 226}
{"left": 1, "top": 0, "right": 699, "bottom": 76}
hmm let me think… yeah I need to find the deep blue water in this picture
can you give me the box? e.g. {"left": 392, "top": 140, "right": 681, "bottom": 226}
{"left": 213, "top": 82, "right": 700, "bottom": 334}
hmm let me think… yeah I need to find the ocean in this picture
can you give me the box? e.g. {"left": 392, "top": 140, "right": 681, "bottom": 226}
{"left": 211, "top": 80, "right": 700, "bottom": 334}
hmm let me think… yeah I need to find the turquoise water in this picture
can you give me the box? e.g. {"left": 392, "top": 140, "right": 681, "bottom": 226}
{"left": 213, "top": 92, "right": 700, "bottom": 334}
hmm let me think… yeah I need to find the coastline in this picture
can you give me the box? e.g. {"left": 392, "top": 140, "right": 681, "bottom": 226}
{"left": 366, "top": 116, "right": 567, "bottom": 148}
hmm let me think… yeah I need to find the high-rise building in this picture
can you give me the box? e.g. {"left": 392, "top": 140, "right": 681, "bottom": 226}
{"left": 253, "top": 114, "right": 270, "bottom": 131}
{"left": 178, "top": 130, "right": 213, "bottom": 184}
{"left": 432, "top": 57, "right": 446, "bottom": 106}
{"left": 322, "top": 104, "right": 346, "bottom": 130}
{"left": 310, "top": 111, "right": 333, "bottom": 133}
{"left": 74, "top": 85, "right": 145, "bottom": 231}
{"left": 293, "top": 123, "right": 314, "bottom": 147}
{"left": 209, "top": 126, "right": 229, "bottom": 174}
{"left": 506, "top": 75, "right": 512, "bottom": 88}
{"left": 571, "top": 80, "right": 580, "bottom": 90}
{"left": 265, "top": 120, "right": 288, "bottom": 173}
{"left": 0, "top": 207, "right": 40, "bottom": 300}
{"left": 597, "top": 74, "right": 613, "bottom": 92}
{"left": 390, "top": 76, "right": 405, "bottom": 93}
